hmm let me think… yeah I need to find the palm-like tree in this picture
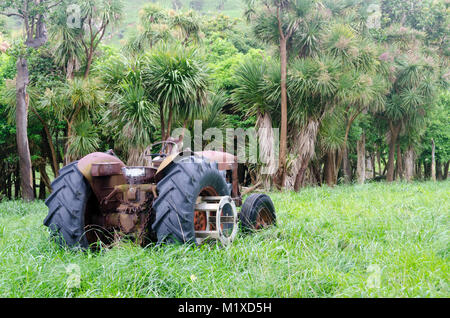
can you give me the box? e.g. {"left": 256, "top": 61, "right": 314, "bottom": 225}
{"left": 126, "top": 4, "right": 171, "bottom": 53}
{"left": 322, "top": 23, "right": 389, "bottom": 183}
{"left": 49, "top": 7, "right": 84, "bottom": 79}
{"left": 143, "top": 45, "right": 209, "bottom": 141}
{"left": 244, "top": 0, "right": 317, "bottom": 188}
{"left": 288, "top": 55, "right": 341, "bottom": 190}
{"left": 232, "top": 57, "right": 278, "bottom": 187}
{"left": 41, "top": 78, "right": 105, "bottom": 164}
{"left": 383, "top": 55, "right": 438, "bottom": 182}
{"left": 170, "top": 10, "right": 203, "bottom": 46}
{"left": 378, "top": 24, "right": 442, "bottom": 182}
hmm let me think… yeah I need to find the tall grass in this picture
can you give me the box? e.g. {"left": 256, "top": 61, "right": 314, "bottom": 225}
{"left": 0, "top": 181, "right": 448, "bottom": 297}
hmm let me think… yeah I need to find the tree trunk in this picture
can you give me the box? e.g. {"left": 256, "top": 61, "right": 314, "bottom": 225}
{"left": 33, "top": 111, "right": 59, "bottom": 177}
{"left": 38, "top": 174, "right": 46, "bottom": 200}
{"left": 7, "top": 171, "right": 12, "bottom": 199}
{"left": 32, "top": 167, "right": 37, "bottom": 198}
{"left": 372, "top": 153, "right": 376, "bottom": 179}
{"left": 277, "top": 36, "right": 288, "bottom": 189}
{"left": 55, "top": 129, "right": 62, "bottom": 172}
{"left": 396, "top": 143, "right": 403, "bottom": 180}
{"left": 416, "top": 161, "right": 422, "bottom": 180}
{"left": 404, "top": 146, "right": 415, "bottom": 182}
{"left": 431, "top": 138, "right": 436, "bottom": 181}
{"left": 84, "top": 50, "right": 93, "bottom": 79}
{"left": 294, "top": 157, "right": 309, "bottom": 191}
{"left": 46, "top": 127, "right": 59, "bottom": 177}
{"left": 424, "top": 161, "right": 431, "bottom": 178}
{"left": 376, "top": 149, "right": 381, "bottom": 176}
{"left": 356, "top": 132, "right": 365, "bottom": 184}
{"left": 444, "top": 161, "right": 449, "bottom": 180}
{"left": 292, "top": 120, "right": 319, "bottom": 191}
{"left": 15, "top": 57, "right": 34, "bottom": 201}
{"left": 342, "top": 146, "right": 352, "bottom": 183}
{"left": 38, "top": 163, "right": 52, "bottom": 194}
{"left": 165, "top": 106, "right": 174, "bottom": 140}
{"left": 324, "top": 151, "right": 336, "bottom": 187}
{"left": 366, "top": 151, "right": 374, "bottom": 180}
{"left": 14, "top": 163, "right": 20, "bottom": 198}
{"left": 159, "top": 104, "right": 165, "bottom": 142}
{"left": 436, "top": 161, "right": 443, "bottom": 180}
{"left": 312, "top": 161, "right": 322, "bottom": 186}
{"left": 257, "top": 113, "right": 276, "bottom": 187}
{"left": 386, "top": 122, "right": 400, "bottom": 182}
{"left": 66, "top": 58, "right": 77, "bottom": 80}
{"left": 0, "top": 165, "right": 5, "bottom": 199}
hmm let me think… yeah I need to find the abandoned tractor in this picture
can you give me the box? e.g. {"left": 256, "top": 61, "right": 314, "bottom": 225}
{"left": 43, "top": 141, "right": 276, "bottom": 249}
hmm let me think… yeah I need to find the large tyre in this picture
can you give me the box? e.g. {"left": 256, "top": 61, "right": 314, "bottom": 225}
{"left": 239, "top": 193, "right": 276, "bottom": 232}
{"left": 152, "top": 156, "right": 231, "bottom": 244}
{"left": 43, "top": 162, "right": 91, "bottom": 249}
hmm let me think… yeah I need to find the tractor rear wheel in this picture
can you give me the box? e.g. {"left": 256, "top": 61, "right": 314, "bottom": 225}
{"left": 43, "top": 162, "right": 92, "bottom": 249}
{"left": 152, "top": 156, "right": 231, "bottom": 244}
{"left": 239, "top": 193, "right": 276, "bottom": 231}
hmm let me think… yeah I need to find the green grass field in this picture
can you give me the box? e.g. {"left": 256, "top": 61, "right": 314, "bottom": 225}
{"left": 0, "top": 181, "right": 448, "bottom": 298}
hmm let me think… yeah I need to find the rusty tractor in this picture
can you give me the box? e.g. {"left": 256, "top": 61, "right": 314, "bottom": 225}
{"left": 43, "top": 141, "right": 276, "bottom": 249}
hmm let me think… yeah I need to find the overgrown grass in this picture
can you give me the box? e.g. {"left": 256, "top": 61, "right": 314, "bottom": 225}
{"left": 0, "top": 181, "right": 448, "bottom": 297}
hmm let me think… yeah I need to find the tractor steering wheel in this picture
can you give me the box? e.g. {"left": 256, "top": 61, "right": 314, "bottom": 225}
{"left": 144, "top": 141, "right": 177, "bottom": 162}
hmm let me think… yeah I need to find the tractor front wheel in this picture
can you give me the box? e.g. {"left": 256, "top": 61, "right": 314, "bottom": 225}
{"left": 239, "top": 193, "right": 276, "bottom": 232}
{"left": 152, "top": 156, "right": 231, "bottom": 244}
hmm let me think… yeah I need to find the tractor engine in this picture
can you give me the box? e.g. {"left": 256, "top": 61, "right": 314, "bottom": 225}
{"left": 82, "top": 157, "right": 159, "bottom": 246}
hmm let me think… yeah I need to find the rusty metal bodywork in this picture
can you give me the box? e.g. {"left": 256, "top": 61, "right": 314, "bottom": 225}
{"left": 76, "top": 148, "right": 242, "bottom": 246}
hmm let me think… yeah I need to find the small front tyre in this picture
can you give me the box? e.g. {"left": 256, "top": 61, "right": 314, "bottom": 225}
{"left": 239, "top": 193, "right": 276, "bottom": 232}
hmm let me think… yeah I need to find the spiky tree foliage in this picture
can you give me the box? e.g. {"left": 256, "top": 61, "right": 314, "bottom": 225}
{"left": 192, "top": 90, "right": 228, "bottom": 131}
{"left": 100, "top": 54, "right": 158, "bottom": 165}
{"left": 66, "top": 121, "right": 101, "bottom": 160}
{"left": 41, "top": 78, "right": 105, "bottom": 164}
{"left": 105, "top": 80, "right": 158, "bottom": 165}
{"left": 50, "top": 0, "right": 123, "bottom": 78}
{"left": 125, "top": 4, "right": 171, "bottom": 53}
{"left": 290, "top": 14, "right": 325, "bottom": 58}
{"left": 170, "top": 10, "right": 202, "bottom": 45}
{"left": 143, "top": 45, "right": 209, "bottom": 141}
{"left": 49, "top": 6, "right": 84, "bottom": 79}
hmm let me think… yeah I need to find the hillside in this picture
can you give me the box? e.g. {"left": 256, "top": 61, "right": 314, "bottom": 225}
{"left": 1, "top": 0, "right": 246, "bottom": 46}
{"left": 113, "top": 0, "right": 245, "bottom": 45}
